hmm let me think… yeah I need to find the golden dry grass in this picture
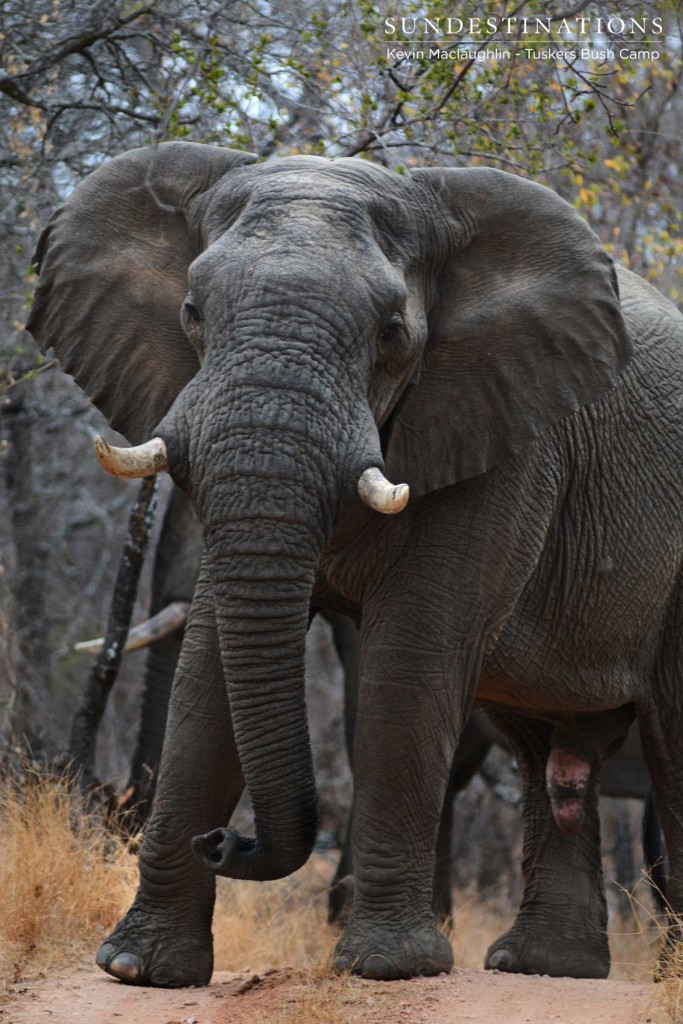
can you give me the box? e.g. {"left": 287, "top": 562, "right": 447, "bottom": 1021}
{"left": 213, "top": 855, "right": 337, "bottom": 973}
{"left": 659, "top": 967, "right": 683, "bottom": 1024}
{"left": 0, "top": 774, "right": 137, "bottom": 991}
{"left": 615, "top": 880, "right": 683, "bottom": 1023}
{"left": 0, "top": 775, "right": 667, "bottom": 1021}
{"left": 608, "top": 883, "right": 663, "bottom": 985}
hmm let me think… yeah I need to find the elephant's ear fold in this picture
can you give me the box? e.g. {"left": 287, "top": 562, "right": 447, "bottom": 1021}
{"left": 385, "top": 167, "right": 632, "bottom": 495}
{"left": 27, "top": 142, "right": 257, "bottom": 444}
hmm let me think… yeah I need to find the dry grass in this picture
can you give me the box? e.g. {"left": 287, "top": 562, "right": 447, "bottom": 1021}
{"left": 608, "top": 886, "right": 662, "bottom": 985}
{"left": 448, "top": 887, "right": 515, "bottom": 969}
{"left": 0, "top": 775, "right": 671, "bottom": 1022}
{"left": 615, "top": 880, "right": 683, "bottom": 1023}
{"left": 0, "top": 773, "right": 137, "bottom": 991}
{"left": 659, "top": 965, "right": 683, "bottom": 1024}
{"left": 213, "top": 854, "right": 338, "bottom": 973}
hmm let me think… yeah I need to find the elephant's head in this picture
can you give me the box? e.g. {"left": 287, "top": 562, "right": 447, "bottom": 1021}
{"left": 27, "top": 143, "right": 630, "bottom": 880}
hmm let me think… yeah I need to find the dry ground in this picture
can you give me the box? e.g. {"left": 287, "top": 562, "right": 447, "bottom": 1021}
{"left": 0, "top": 778, "right": 673, "bottom": 1024}
{"left": 1, "top": 966, "right": 658, "bottom": 1024}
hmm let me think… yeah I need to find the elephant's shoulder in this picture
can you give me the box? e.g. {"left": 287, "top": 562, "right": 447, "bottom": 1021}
{"left": 616, "top": 265, "right": 683, "bottom": 349}
{"left": 610, "top": 265, "right": 683, "bottom": 438}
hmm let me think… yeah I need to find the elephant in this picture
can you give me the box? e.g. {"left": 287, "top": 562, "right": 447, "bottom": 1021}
{"left": 26, "top": 142, "right": 683, "bottom": 986}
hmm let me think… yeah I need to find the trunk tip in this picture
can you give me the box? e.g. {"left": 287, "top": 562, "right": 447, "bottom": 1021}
{"left": 191, "top": 825, "right": 313, "bottom": 881}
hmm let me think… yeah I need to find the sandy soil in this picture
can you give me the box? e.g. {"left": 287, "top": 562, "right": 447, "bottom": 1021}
{"left": 1, "top": 966, "right": 657, "bottom": 1024}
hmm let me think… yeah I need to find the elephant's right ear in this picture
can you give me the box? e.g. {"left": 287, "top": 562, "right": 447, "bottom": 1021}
{"left": 26, "top": 142, "right": 257, "bottom": 444}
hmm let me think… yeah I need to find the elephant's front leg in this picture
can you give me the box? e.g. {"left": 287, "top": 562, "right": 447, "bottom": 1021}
{"left": 484, "top": 711, "right": 608, "bottom": 979}
{"left": 333, "top": 616, "right": 467, "bottom": 979}
{"left": 96, "top": 557, "right": 245, "bottom": 987}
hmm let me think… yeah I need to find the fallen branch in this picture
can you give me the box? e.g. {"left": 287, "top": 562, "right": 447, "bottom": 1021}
{"left": 74, "top": 600, "right": 189, "bottom": 655}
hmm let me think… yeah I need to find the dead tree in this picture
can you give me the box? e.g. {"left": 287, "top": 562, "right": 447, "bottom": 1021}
{"left": 66, "top": 476, "right": 158, "bottom": 788}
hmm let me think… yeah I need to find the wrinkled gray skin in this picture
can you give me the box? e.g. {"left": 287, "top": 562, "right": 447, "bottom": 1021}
{"left": 27, "top": 143, "right": 683, "bottom": 985}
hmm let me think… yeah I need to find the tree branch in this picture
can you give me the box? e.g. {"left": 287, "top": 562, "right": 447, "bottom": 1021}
{"left": 0, "top": 4, "right": 156, "bottom": 108}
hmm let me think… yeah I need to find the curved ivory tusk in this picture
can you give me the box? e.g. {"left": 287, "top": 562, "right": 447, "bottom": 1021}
{"left": 357, "top": 467, "right": 409, "bottom": 514}
{"left": 74, "top": 601, "right": 190, "bottom": 656}
{"left": 95, "top": 435, "right": 169, "bottom": 478}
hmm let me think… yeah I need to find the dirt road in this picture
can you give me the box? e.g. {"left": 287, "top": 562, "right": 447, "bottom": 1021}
{"left": 2, "top": 966, "right": 657, "bottom": 1024}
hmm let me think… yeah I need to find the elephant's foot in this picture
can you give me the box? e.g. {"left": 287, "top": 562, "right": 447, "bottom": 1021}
{"left": 485, "top": 914, "right": 609, "bottom": 979}
{"left": 334, "top": 919, "right": 453, "bottom": 979}
{"left": 96, "top": 899, "right": 213, "bottom": 987}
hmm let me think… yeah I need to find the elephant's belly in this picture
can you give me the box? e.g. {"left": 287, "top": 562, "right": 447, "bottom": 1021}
{"left": 477, "top": 620, "right": 646, "bottom": 715}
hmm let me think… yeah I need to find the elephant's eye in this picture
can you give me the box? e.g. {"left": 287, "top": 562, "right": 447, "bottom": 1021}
{"left": 182, "top": 300, "right": 203, "bottom": 325}
{"left": 181, "top": 297, "right": 204, "bottom": 359}
{"left": 380, "top": 313, "right": 404, "bottom": 345}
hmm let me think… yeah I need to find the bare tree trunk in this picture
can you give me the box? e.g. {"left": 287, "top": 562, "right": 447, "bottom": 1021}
{"left": 1, "top": 389, "right": 51, "bottom": 751}
{"left": 66, "top": 476, "right": 158, "bottom": 786}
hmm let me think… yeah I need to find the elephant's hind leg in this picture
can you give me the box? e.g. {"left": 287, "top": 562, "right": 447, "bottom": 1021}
{"left": 484, "top": 712, "right": 609, "bottom": 979}
{"left": 96, "top": 556, "right": 245, "bottom": 987}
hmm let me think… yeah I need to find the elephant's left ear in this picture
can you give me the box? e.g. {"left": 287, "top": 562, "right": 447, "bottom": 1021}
{"left": 26, "top": 142, "right": 257, "bottom": 445}
{"left": 385, "top": 167, "right": 631, "bottom": 495}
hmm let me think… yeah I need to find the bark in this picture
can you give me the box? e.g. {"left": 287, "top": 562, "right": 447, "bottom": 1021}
{"left": 1, "top": 390, "right": 51, "bottom": 750}
{"left": 66, "top": 475, "right": 158, "bottom": 783}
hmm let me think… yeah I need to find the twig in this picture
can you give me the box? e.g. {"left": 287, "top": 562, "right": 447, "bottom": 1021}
{"left": 0, "top": 359, "right": 58, "bottom": 395}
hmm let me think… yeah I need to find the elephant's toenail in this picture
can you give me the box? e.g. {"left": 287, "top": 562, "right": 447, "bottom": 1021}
{"left": 108, "top": 952, "right": 142, "bottom": 982}
{"left": 334, "top": 954, "right": 354, "bottom": 974}
{"left": 95, "top": 943, "right": 114, "bottom": 970}
{"left": 361, "top": 954, "right": 399, "bottom": 980}
{"left": 487, "top": 949, "right": 515, "bottom": 972}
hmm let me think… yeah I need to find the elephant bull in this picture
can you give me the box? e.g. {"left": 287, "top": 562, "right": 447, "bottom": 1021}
{"left": 28, "top": 144, "right": 683, "bottom": 984}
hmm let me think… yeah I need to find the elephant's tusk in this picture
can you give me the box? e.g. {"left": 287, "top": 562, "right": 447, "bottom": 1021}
{"left": 357, "top": 467, "right": 409, "bottom": 514}
{"left": 95, "top": 435, "right": 169, "bottom": 478}
{"left": 74, "top": 601, "right": 190, "bottom": 655}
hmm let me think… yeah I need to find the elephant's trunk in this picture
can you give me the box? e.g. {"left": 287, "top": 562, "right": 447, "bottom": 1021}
{"left": 185, "top": 385, "right": 373, "bottom": 881}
